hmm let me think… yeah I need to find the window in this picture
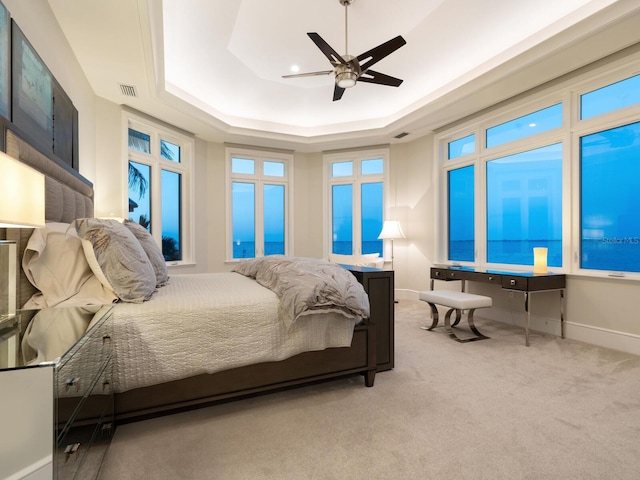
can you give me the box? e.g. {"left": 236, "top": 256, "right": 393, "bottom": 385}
{"left": 580, "top": 73, "right": 640, "bottom": 120}
{"left": 580, "top": 121, "right": 640, "bottom": 272}
{"left": 448, "top": 134, "right": 475, "bottom": 160}
{"left": 126, "top": 115, "right": 193, "bottom": 263}
{"left": 226, "top": 148, "right": 291, "bottom": 260}
{"left": 486, "top": 103, "right": 562, "bottom": 148}
{"left": 486, "top": 144, "right": 563, "bottom": 266}
{"left": 437, "top": 64, "right": 640, "bottom": 278}
{"left": 448, "top": 165, "right": 475, "bottom": 262}
{"left": 325, "top": 150, "right": 387, "bottom": 256}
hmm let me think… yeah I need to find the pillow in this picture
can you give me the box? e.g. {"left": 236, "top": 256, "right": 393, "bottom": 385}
{"left": 123, "top": 220, "right": 169, "bottom": 287}
{"left": 328, "top": 253, "right": 382, "bottom": 268}
{"left": 74, "top": 218, "right": 157, "bottom": 303}
{"left": 22, "top": 222, "right": 117, "bottom": 309}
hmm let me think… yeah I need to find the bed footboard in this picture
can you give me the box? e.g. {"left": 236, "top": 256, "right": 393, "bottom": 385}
{"left": 115, "top": 321, "right": 376, "bottom": 422}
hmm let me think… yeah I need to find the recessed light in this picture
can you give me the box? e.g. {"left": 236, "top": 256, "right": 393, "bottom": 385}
{"left": 290, "top": 65, "right": 300, "bottom": 73}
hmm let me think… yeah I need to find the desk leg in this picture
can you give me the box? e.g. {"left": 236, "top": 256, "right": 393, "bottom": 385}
{"left": 524, "top": 292, "right": 530, "bottom": 347}
{"left": 560, "top": 289, "right": 565, "bottom": 339}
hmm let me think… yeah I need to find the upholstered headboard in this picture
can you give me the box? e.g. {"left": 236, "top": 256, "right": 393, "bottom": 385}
{"left": 5, "top": 130, "right": 94, "bottom": 308}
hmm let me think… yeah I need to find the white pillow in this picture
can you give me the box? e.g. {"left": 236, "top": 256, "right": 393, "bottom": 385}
{"left": 22, "top": 222, "right": 117, "bottom": 309}
{"left": 74, "top": 218, "right": 157, "bottom": 303}
{"left": 328, "top": 253, "right": 382, "bottom": 267}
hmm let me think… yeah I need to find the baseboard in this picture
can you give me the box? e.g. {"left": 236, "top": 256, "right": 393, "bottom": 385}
{"left": 5, "top": 456, "right": 51, "bottom": 480}
{"left": 399, "top": 289, "right": 640, "bottom": 356}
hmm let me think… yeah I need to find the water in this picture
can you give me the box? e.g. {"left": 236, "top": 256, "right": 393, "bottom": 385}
{"left": 233, "top": 241, "right": 383, "bottom": 258}
{"left": 450, "top": 239, "right": 640, "bottom": 272}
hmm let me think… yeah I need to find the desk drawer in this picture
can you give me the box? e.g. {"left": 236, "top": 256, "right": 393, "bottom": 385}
{"left": 502, "top": 276, "right": 529, "bottom": 290}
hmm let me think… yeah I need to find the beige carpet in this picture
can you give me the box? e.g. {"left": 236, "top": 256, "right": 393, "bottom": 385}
{"left": 99, "top": 300, "right": 640, "bottom": 479}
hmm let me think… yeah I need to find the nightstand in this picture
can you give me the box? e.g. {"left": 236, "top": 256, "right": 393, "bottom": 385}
{"left": 0, "top": 305, "right": 114, "bottom": 480}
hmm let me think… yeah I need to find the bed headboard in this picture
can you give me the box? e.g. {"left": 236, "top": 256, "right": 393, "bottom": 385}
{"left": 4, "top": 130, "right": 94, "bottom": 308}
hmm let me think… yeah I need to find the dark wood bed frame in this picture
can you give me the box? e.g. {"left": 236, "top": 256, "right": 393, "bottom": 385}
{"left": 6, "top": 130, "right": 393, "bottom": 423}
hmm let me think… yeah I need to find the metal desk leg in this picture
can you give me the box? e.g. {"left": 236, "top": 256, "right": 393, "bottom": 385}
{"left": 524, "top": 292, "right": 530, "bottom": 347}
{"left": 560, "top": 289, "right": 565, "bottom": 339}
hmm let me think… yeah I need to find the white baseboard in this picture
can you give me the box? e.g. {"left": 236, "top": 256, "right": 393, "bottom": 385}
{"left": 5, "top": 456, "right": 52, "bottom": 480}
{"left": 397, "top": 289, "right": 640, "bottom": 356}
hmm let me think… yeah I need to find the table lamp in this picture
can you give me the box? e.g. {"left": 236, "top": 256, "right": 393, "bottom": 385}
{"left": 0, "top": 150, "right": 45, "bottom": 318}
{"left": 378, "top": 220, "right": 405, "bottom": 271}
{"left": 533, "top": 247, "right": 548, "bottom": 274}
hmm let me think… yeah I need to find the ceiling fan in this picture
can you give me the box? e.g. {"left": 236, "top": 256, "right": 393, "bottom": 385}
{"left": 282, "top": 0, "right": 406, "bottom": 101}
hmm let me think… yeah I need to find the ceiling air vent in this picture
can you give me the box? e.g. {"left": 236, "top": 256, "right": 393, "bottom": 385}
{"left": 119, "top": 84, "right": 138, "bottom": 97}
{"left": 394, "top": 132, "right": 409, "bottom": 139}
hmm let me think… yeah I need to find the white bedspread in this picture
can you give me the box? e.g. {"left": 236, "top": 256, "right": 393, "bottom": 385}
{"left": 111, "top": 272, "right": 358, "bottom": 392}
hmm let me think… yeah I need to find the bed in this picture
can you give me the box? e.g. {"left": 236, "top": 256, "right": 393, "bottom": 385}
{"left": 6, "top": 130, "right": 379, "bottom": 422}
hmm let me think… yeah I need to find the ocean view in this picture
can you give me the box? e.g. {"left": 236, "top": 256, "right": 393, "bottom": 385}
{"left": 450, "top": 239, "right": 640, "bottom": 272}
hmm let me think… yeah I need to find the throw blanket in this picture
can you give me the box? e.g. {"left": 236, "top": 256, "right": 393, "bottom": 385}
{"left": 233, "top": 256, "right": 370, "bottom": 328}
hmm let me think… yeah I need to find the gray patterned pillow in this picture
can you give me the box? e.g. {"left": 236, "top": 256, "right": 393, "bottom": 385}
{"left": 123, "top": 220, "right": 169, "bottom": 287}
{"left": 74, "top": 218, "right": 157, "bottom": 303}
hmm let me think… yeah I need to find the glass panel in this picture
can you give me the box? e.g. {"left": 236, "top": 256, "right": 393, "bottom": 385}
{"left": 264, "top": 184, "right": 285, "bottom": 255}
{"left": 160, "top": 139, "right": 181, "bottom": 163}
{"left": 161, "top": 170, "right": 181, "bottom": 261}
{"left": 332, "top": 161, "right": 353, "bottom": 177}
{"left": 232, "top": 157, "right": 255, "bottom": 175}
{"left": 128, "top": 129, "right": 150, "bottom": 154}
{"left": 263, "top": 161, "right": 284, "bottom": 177}
{"left": 486, "top": 104, "right": 563, "bottom": 148}
{"left": 332, "top": 184, "right": 352, "bottom": 254}
{"left": 128, "top": 161, "right": 151, "bottom": 227}
{"left": 486, "top": 144, "right": 563, "bottom": 266}
{"left": 361, "top": 182, "right": 383, "bottom": 255}
{"left": 581, "top": 74, "right": 640, "bottom": 120}
{"left": 361, "top": 158, "right": 383, "bottom": 175}
{"left": 232, "top": 182, "right": 255, "bottom": 259}
{"left": 448, "top": 166, "right": 475, "bottom": 262}
{"left": 448, "top": 134, "right": 475, "bottom": 159}
{"left": 580, "top": 121, "right": 640, "bottom": 272}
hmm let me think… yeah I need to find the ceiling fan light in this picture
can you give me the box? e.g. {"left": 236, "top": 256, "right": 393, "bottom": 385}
{"left": 336, "top": 71, "right": 357, "bottom": 88}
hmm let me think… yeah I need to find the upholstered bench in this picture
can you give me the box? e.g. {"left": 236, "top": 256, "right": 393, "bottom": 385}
{"left": 419, "top": 290, "right": 492, "bottom": 343}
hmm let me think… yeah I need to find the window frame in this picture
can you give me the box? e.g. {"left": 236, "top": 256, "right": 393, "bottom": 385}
{"left": 225, "top": 146, "right": 293, "bottom": 261}
{"left": 124, "top": 112, "right": 194, "bottom": 266}
{"left": 323, "top": 148, "right": 389, "bottom": 258}
{"left": 435, "top": 53, "right": 640, "bottom": 279}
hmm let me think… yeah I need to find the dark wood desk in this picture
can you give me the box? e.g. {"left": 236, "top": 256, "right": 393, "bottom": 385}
{"left": 430, "top": 266, "right": 566, "bottom": 346}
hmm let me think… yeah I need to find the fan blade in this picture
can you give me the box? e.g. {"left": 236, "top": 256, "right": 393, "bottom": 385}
{"left": 357, "top": 70, "right": 403, "bottom": 87}
{"left": 282, "top": 70, "right": 333, "bottom": 79}
{"left": 308, "top": 32, "right": 348, "bottom": 66}
{"left": 357, "top": 35, "right": 406, "bottom": 72}
{"left": 333, "top": 84, "right": 346, "bottom": 101}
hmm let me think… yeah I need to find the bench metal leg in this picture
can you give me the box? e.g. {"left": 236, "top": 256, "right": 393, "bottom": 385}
{"left": 420, "top": 303, "right": 462, "bottom": 331}
{"left": 444, "top": 308, "right": 489, "bottom": 343}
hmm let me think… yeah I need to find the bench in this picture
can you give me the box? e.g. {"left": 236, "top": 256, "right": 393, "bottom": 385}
{"left": 419, "top": 290, "right": 492, "bottom": 343}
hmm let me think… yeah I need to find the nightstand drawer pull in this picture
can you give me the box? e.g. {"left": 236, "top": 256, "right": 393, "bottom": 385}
{"left": 65, "top": 377, "right": 80, "bottom": 389}
{"left": 510, "top": 279, "right": 516, "bottom": 286}
{"left": 64, "top": 442, "right": 81, "bottom": 461}
{"left": 102, "top": 423, "right": 113, "bottom": 437}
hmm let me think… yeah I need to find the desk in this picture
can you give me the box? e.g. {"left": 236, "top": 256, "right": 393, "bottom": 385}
{"left": 430, "top": 266, "right": 566, "bottom": 346}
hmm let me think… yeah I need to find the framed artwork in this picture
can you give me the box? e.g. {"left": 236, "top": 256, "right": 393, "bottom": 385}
{"left": 0, "top": 1, "right": 10, "bottom": 120}
{"left": 12, "top": 21, "right": 53, "bottom": 142}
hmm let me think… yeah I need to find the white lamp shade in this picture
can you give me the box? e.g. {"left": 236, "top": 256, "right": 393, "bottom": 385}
{"left": 0, "top": 151, "right": 45, "bottom": 228}
{"left": 378, "top": 220, "right": 406, "bottom": 240}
